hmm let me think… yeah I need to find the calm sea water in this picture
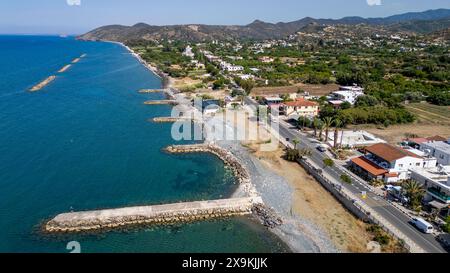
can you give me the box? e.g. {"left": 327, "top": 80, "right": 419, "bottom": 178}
{"left": 0, "top": 36, "right": 288, "bottom": 253}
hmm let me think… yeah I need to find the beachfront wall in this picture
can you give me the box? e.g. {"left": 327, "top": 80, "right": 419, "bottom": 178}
{"left": 297, "top": 158, "right": 371, "bottom": 222}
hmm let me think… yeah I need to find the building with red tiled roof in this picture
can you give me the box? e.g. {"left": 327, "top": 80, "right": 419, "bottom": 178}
{"left": 349, "top": 143, "right": 438, "bottom": 183}
{"left": 280, "top": 98, "right": 319, "bottom": 118}
{"left": 365, "top": 143, "right": 421, "bottom": 163}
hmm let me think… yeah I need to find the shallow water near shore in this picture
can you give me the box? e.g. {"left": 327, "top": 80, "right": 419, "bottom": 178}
{"left": 0, "top": 36, "right": 289, "bottom": 253}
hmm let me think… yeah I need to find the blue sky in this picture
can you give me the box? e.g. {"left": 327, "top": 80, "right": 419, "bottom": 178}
{"left": 0, "top": 0, "right": 449, "bottom": 34}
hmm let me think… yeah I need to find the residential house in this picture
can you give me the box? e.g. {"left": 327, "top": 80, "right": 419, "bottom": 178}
{"left": 262, "top": 96, "right": 283, "bottom": 106}
{"left": 330, "top": 86, "right": 364, "bottom": 105}
{"left": 405, "top": 135, "right": 447, "bottom": 149}
{"left": 350, "top": 143, "right": 437, "bottom": 183}
{"left": 411, "top": 166, "right": 450, "bottom": 216}
{"left": 279, "top": 98, "right": 319, "bottom": 119}
{"left": 182, "top": 46, "right": 195, "bottom": 58}
{"left": 220, "top": 61, "right": 244, "bottom": 72}
{"left": 259, "top": 56, "right": 274, "bottom": 63}
{"left": 420, "top": 141, "right": 450, "bottom": 166}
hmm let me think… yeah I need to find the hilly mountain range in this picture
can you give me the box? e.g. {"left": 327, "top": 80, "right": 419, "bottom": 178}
{"left": 79, "top": 8, "right": 450, "bottom": 42}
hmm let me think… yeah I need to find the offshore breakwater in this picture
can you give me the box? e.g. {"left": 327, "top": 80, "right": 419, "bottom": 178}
{"left": 29, "top": 53, "right": 86, "bottom": 92}
{"left": 45, "top": 197, "right": 262, "bottom": 233}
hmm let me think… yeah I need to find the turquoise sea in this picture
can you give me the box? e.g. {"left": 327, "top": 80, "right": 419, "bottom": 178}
{"left": 0, "top": 36, "right": 289, "bottom": 253}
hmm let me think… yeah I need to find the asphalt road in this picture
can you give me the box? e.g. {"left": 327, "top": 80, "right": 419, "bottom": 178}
{"left": 245, "top": 97, "right": 447, "bottom": 253}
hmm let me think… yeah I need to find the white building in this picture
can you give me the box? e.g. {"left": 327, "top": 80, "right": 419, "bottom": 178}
{"left": 182, "top": 46, "right": 195, "bottom": 58}
{"left": 420, "top": 141, "right": 450, "bottom": 166}
{"left": 350, "top": 143, "right": 437, "bottom": 183}
{"left": 330, "top": 86, "right": 364, "bottom": 105}
{"left": 238, "top": 74, "right": 254, "bottom": 80}
{"left": 411, "top": 166, "right": 450, "bottom": 216}
{"left": 220, "top": 61, "right": 244, "bottom": 72}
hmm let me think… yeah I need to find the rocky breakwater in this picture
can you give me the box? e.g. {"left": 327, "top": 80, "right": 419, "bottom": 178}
{"left": 252, "top": 203, "right": 283, "bottom": 229}
{"left": 151, "top": 117, "right": 199, "bottom": 123}
{"left": 144, "top": 100, "right": 179, "bottom": 106}
{"left": 165, "top": 144, "right": 251, "bottom": 185}
{"left": 44, "top": 198, "right": 261, "bottom": 234}
{"left": 29, "top": 76, "right": 57, "bottom": 92}
{"left": 138, "top": 89, "right": 166, "bottom": 94}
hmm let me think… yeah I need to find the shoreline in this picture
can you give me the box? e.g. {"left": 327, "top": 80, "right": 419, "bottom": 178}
{"left": 106, "top": 40, "right": 173, "bottom": 89}
{"left": 99, "top": 39, "right": 334, "bottom": 252}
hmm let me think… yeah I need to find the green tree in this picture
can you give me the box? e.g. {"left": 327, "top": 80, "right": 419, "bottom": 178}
{"left": 333, "top": 119, "right": 343, "bottom": 149}
{"left": 292, "top": 139, "right": 300, "bottom": 150}
{"left": 340, "top": 174, "right": 352, "bottom": 184}
{"left": 323, "top": 158, "right": 334, "bottom": 168}
{"left": 285, "top": 148, "right": 300, "bottom": 162}
{"left": 318, "top": 122, "right": 326, "bottom": 141}
{"left": 312, "top": 118, "right": 321, "bottom": 138}
{"left": 355, "top": 95, "right": 379, "bottom": 107}
{"left": 323, "top": 117, "right": 334, "bottom": 142}
{"left": 443, "top": 216, "right": 450, "bottom": 233}
{"left": 403, "top": 180, "right": 425, "bottom": 212}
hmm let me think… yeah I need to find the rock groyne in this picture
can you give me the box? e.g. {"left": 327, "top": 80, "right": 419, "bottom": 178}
{"left": 151, "top": 117, "right": 199, "bottom": 123}
{"left": 138, "top": 89, "right": 166, "bottom": 94}
{"left": 144, "top": 100, "right": 179, "bottom": 106}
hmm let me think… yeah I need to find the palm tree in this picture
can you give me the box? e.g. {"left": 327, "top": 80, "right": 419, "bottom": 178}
{"left": 403, "top": 180, "right": 425, "bottom": 212}
{"left": 333, "top": 119, "right": 343, "bottom": 149}
{"left": 323, "top": 117, "right": 334, "bottom": 142}
{"left": 292, "top": 139, "right": 300, "bottom": 150}
{"left": 318, "top": 122, "right": 326, "bottom": 141}
{"left": 312, "top": 118, "right": 320, "bottom": 138}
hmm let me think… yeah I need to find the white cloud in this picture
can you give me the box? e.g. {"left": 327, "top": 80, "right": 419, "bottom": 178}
{"left": 67, "top": 0, "right": 81, "bottom": 6}
{"left": 366, "top": 0, "right": 382, "bottom": 6}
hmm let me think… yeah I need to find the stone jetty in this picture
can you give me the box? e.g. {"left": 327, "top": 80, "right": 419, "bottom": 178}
{"left": 165, "top": 144, "right": 251, "bottom": 184}
{"left": 138, "top": 89, "right": 167, "bottom": 94}
{"left": 144, "top": 100, "right": 179, "bottom": 106}
{"left": 151, "top": 117, "right": 199, "bottom": 123}
{"left": 29, "top": 76, "right": 56, "bottom": 92}
{"left": 45, "top": 197, "right": 262, "bottom": 233}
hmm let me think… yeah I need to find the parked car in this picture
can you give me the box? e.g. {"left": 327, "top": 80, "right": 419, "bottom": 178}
{"left": 436, "top": 234, "right": 450, "bottom": 252}
{"left": 316, "top": 146, "right": 327, "bottom": 153}
{"left": 411, "top": 218, "right": 434, "bottom": 234}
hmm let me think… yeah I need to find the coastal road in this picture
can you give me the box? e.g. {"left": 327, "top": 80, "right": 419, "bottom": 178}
{"left": 244, "top": 97, "right": 447, "bottom": 253}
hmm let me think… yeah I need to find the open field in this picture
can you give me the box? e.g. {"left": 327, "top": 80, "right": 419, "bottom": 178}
{"left": 405, "top": 103, "right": 450, "bottom": 124}
{"left": 251, "top": 83, "right": 339, "bottom": 97}
{"left": 352, "top": 124, "right": 450, "bottom": 144}
{"left": 349, "top": 102, "right": 450, "bottom": 144}
{"left": 349, "top": 103, "right": 450, "bottom": 144}
{"left": 172, "top": 77, "right": 203, "bottom": 91}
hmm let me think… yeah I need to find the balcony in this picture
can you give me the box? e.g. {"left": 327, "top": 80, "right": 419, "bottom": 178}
{"left": 427, "top": 187, "right": 450, "bottom": 202}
